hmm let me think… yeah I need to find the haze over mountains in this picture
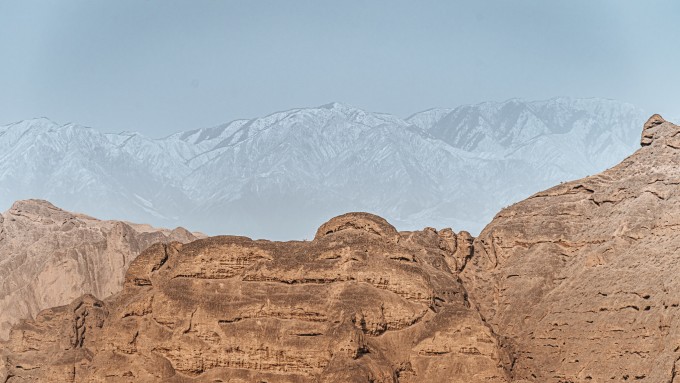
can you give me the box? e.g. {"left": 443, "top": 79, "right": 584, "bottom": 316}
{"left": 0, "top": 97, "right": 646, "bottom": 239}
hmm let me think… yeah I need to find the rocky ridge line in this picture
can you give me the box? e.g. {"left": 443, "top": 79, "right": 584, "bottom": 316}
{"left": 461, "top": 114, "right": 680, "bottom": 382}
{"left": 0, "top": 199, "right": 202, "bottom": 340}
{"left": 0, "top": 213, "right": 513, "bottom": 382}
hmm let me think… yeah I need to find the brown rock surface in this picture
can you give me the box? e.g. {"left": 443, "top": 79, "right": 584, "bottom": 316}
{"left": 0, "top": 199, "right": 201, "bottom": 340}
{"left": 641, "top": 113, "right": 667, "bottom": 146}
{"left": 462, "top": 116, "right": 680, "bottom": 382}
{"left": 1, "top": 213, "right": 510, "bottom": 382}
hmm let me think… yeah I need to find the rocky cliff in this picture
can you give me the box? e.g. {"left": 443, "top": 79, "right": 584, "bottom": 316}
{"left": 0, "top": 200, "right": 201, "bottom": 340}
{"left": 462, "top": 115, "right": 680, "bottom": 382}
{"left": 0, "top": 213, "right": 511, "bottom": 382}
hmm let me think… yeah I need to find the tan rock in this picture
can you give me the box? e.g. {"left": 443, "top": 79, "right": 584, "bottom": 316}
{"left": 462, "top": 116, "right": 680, "bottom": 382}
{"left": 641, "top": 113, "right": 667, "bottom": 146}
{"left": 1, "top": 214, "right": 510, "bottom": 382}
{"left": 0, "top": 199, "right": 201, "bottom": 340}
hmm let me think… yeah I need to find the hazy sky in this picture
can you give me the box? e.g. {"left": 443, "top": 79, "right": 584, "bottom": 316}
{"left": 1, "top": 0, "right": 679, "bottom": 137}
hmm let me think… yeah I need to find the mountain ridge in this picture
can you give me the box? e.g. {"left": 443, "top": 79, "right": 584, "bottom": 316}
{"left": 458, "top": 114, "right": 680, "bottom": 381}
{"left": 0, "top": 97, "right": 647, "bottom": 239}
{"left": 3, "top": 115, "right": 680, "bottom": 381}
{"left": 0, "top": 198, "right": 202, "bottom": 339}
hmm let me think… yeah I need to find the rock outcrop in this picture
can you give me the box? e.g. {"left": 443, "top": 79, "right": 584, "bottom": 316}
{"left": 462, "top": 115, "right": 680, "bottom": 382}
{"left": 0, "top": 213, "right": 509, "bottom": 382}
{"left": 0, "top": 199, "right": 201, "bottom": 340}
{"left": 640, "top": 113, "right": 667, "bottom": 146}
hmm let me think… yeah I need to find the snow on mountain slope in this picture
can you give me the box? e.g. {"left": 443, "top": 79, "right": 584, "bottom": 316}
{"left": 0, "top": 98, "right": 647, "bottom": 239}
{"left": 405, "top": 107, "right": 454, "bottom": 131}
{"left": 408, "top": 98, "right": 643, "bottom": 173}
{"left": 0, "top": 119, "right": 190, "bottom": 225}
{"left": 180, "top": 103, "right": 519, "bottom": 237}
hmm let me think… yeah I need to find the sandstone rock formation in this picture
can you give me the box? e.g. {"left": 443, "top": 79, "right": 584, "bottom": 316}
{"left": 462, "top": 115, "right": 680, "bottom": 382}
{"left": 0, "top": 213, "right": 510, "bottom": 382}
{"left": 0, "top": 199, "right": 201, "bottom": 340}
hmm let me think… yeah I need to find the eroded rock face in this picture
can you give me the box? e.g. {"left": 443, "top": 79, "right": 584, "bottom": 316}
{"left": 641, "top": 113, "right": 667, "bottom": 146}
{"left": 1, "top": 213, "right": 510, "bottom": 382}
{"left": 462, "top": 116, "right": 680, "bottom": 382}
{"left": 0, "top": 199, "right": 201, "bottom": 340}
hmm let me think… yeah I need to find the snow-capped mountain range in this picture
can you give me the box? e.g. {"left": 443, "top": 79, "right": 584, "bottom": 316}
{"left": 0, "top": 98, "right": 646, "bottom": 239}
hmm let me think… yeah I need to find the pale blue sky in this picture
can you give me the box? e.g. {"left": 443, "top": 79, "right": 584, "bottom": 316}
{"left": 1, "top": 0, "right": 678, "bottom": 136}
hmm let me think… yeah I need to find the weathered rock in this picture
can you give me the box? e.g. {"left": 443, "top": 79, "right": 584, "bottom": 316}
{"left": 0, "top": 199, "right": 201, "bottom": 340}
{"left": 1, "top": 214, "right": 509, "bottom": 382}
{"left": 462, "top": 116, "right": 680, "bottom": 382}
{"left": 641, "top": 113, "right": 667, "bottom": 146}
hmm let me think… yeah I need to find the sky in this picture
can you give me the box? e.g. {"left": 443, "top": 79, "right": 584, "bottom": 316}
{"left": 1, "top": 0, "right": 679, "bottom": 137}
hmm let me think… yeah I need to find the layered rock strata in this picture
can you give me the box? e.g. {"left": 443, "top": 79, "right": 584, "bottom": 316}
{"left": 0, "top": 199, "right": 200, "bottom": 340}
{"left": 462, "top": 115, "right": 680, "bottom": 382}
{"left": 1, "top": 213, "right": 509, "bottom": 382}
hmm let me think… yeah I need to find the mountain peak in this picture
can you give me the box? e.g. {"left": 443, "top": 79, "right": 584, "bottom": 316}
{"left": 10, "top": 198, "right": 63, "bottom": 213}
{"left": 29, "top": 116, "right": 58, "bottom": 124}
{"left": 1, "top": 117, "right": 59, "bottom": 131}
{"left": 8, "top": 199, "right": 91, "bottom": 223}
{"left": 640, "top": 114, "right": 676, "bottom": 147}
{"left": 314, "top": 101, "right": 381, "bottom": 117}
{"left": 319, "top": 101, "right": 354, "bottom": 110}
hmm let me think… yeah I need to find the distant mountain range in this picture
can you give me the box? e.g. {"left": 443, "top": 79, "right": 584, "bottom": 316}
{"left": 0, "top": 97, "right": 647, "bottom": 239}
